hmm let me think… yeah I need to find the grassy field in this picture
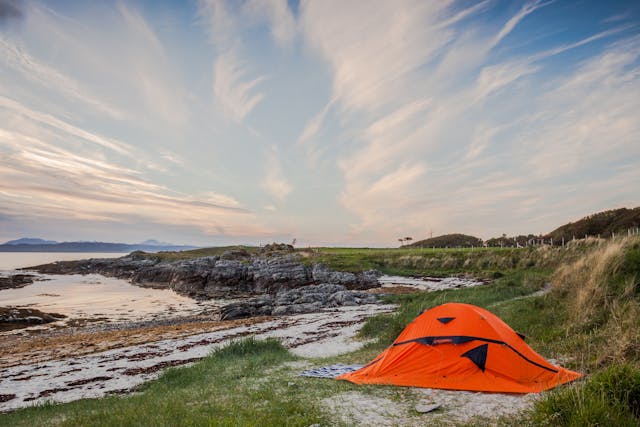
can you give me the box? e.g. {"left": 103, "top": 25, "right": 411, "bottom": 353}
{"left": 2, "top": 237, "right": 639, "bottom": 426}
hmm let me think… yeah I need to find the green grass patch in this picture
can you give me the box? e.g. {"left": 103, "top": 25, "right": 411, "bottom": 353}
{"left": 527, "top": 364, "right": 640, "bottom": 426}
{"left": 0, "top": 338, "right": 324, "bottom": 427}
{"left": 136, "top": 246, "right": 261, "bottom": 262}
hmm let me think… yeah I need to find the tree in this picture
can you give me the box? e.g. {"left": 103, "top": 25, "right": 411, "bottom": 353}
{"left": 404, "top": 237, "right": 413, "bottom": 244}
{"left": 398, "top": 238, "right": 405, "bottom": 247}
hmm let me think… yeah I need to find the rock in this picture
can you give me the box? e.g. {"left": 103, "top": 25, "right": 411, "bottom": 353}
{"left": 0, "top": 307, "right": 67, "bottom": 331}
{"left": 415, "top": 402, "right": 441, "bottom": 413}
{"left": 251, "top": 255, "right": 312, "bottom": 292}
{"left": 219, "top": 248, "right": 251, "bottom": 260}
{"left": 0, "top": 274, "right": 36, "bottom": 290}
{"left": 259, "top": 243, "right": 295, "bottom": 255}
{"left": 220, "top": 283, "right": 380, "bottom": 320}
{"left": 220, "top": 295, "right": 273, "bottom": 320}
{"left": 311, "top": 264, "right": 381, "bottom": 290}
{"left": 26, "top": 252, "right": 382, "bottom": 299}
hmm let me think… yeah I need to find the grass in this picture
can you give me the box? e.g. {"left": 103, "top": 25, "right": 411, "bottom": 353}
{"left": 526, "top": 364, "right": 640, "bottom": 426}
{"left": 299, "top": 246, "right": 530, "bottom": 276}
{"left": 136, "top": 246, "right": 261, "bottom": 262}
{"left": 0, "top": 338, "right": 324, "bottom": 427}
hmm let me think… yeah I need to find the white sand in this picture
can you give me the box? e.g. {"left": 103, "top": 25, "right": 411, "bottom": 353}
{"left": 378, "top": 275, "right": 484, "bottom": 291}
{"left": 322, "top": 389, "right": 538, "bottom": 426}
{"left": 323, "top": 392, "right": 412, "bottom": 426}
{"left": 0, "top": 304, "right": 395, "bottom": 412}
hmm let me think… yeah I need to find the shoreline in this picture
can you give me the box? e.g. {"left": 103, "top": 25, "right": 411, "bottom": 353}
{"left": 0, "top": 304, "right": 395, "bottom": 412}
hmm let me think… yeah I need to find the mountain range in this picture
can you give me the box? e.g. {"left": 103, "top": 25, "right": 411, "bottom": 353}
{"left": 0, "top": 238, "right": 198, "bottom": 253}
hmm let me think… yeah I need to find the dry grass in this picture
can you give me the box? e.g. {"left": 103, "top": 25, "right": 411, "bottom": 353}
{"left": 550, "top": 236, "right": 640, "bottom": 367}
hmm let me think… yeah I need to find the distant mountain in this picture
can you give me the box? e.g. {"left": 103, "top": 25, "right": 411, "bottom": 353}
{"left": 0, "top": 239, "right": 198, "bottom": 253}
{"left": 3, "top": 238, "right": 58, "bottom": 245}
{"left": 545, "top": 207, "right": 640, "bottom": 241}
{"left": 138, "top": 239, "right": 173, "bottom": 246}
{"left": 407, "top": 233, "right": 483, "bottom": 248}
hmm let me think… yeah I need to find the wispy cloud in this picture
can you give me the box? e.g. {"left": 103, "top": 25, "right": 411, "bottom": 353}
{"left": 0, "top": 96, "right": 133, "bottom": 156}
{"left": 214, "top": 51, "right": 266, "bottom": 122}
{"left": 244, "top": 0, "right": 296, "bottom": 47}
{"left": 0, "top": 0, "right": 637, "bottom": 245}
{"left": 0, "top": 128, "right": 269, "bottom": 236}
{"left": 0, "top": 39, "right": 127, "bottom": 119}
{"left": 490, "top": 1, "right": 552, "bottom": 49}
{"left": 262, "top": 145, "right": 292, "bottom": 201}
{"left": 302, "top": 1, "right": 639, "bottom": 243}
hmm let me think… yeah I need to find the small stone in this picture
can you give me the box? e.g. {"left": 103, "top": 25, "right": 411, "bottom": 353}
{"left": 415, "top": 402, "right": 441, "bottom": 413}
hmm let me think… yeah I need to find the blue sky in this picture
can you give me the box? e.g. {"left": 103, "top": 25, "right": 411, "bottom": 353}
{"left": 0, "top": 0, "right": 638, "bottom": 246}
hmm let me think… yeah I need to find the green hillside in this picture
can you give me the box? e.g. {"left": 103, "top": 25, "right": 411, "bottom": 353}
{"left": 546, "top": 207, "right": 640, "bottom": 242}
{"left": 407, "top": 233, "right": 483, "bottom": 248}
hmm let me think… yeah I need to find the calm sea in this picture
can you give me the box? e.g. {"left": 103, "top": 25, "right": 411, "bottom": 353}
{"left": 0, "top": 252, "right": 124, "bottom": 271}
{"left": 0, "top": 252, "right": 224, "bottom": 330}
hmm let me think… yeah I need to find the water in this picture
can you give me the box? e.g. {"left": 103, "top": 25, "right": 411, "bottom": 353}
{"left": 0, "top": 252, "right": 122, "bottom": 271}
{"left": 0, "top": 252, "right": 225, "bottom": 332}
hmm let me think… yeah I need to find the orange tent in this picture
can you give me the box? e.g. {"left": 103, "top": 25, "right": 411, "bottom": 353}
{"left": 339, "top": 302, "right": 581, "bottom": 393}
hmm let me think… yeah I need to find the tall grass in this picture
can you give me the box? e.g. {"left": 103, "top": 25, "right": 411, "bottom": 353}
{"left": 522, "top": 237, "right": 640, "bottom": 426}
{"left": 550, "top": 236, "right": 640, "bottom": 366}
{"left": 528, "top": 364, "right": 640, "bottom": 426}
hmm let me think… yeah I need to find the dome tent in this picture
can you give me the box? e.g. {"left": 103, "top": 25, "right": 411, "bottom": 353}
{"left": 339, "top": 303, "right": 581, "bottom": 393}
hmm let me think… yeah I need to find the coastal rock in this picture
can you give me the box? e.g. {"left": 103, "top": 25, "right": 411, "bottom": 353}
{"left": 311, "top": 265, "right": 381, "bottom": 290}
{"left": 28, "top": 253, "right": 382, "bottom": 299}
{"left": 251, "top": 255, "right": 312, "bottom": 292}
{"left": 219, "top": 295, "right": 273, "bottom": 320}
{"left": 0, "top": 307, "right": 67, "bottom": 331}
{"left": 220, "top": 283, "right": 379, "bottom": 320}
{"left": 0, "top": 274, "right": 36, "bottom": 290}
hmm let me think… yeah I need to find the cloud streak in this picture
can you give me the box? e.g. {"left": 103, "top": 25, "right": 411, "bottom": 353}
{"left": 262, "top": 145, "right": 292, "bottom": 201}
{"left": 214, "top": 52, "right": 266, "bottom": 122}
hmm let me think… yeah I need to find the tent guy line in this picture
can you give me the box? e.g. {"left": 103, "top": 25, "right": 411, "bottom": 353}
{"left": 392, "top": 335, "right": 559, "bottom": 373}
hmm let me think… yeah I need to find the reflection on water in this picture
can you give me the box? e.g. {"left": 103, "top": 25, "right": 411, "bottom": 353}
{"left": 0, "top": 252, "right": 227, "bottom": 333}
{"left": 0, "top": 273, "right": 226, "bottom": 332}
{"left": 0, "top": 252, "right": 122, "bottom": 270}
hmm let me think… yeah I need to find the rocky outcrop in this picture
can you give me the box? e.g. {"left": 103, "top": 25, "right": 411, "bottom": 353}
{"left": 28, "top": 251, "right": 381, "bottom": 299}
{"left": 311, "top": 264, "right": 381, "bottom": 290}
{"left": 0, "top": 274, "right": 36, "bottom": 290}
{"left": 219, "top": 284, "right": 379, "bottom": 320}
{"left": 0, "top": 307, "right": 67, "bottom": 331}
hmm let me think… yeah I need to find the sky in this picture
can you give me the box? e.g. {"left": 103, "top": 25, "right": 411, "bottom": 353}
{"left": 0, "top": 0, "right": 639, "bottom": 247}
